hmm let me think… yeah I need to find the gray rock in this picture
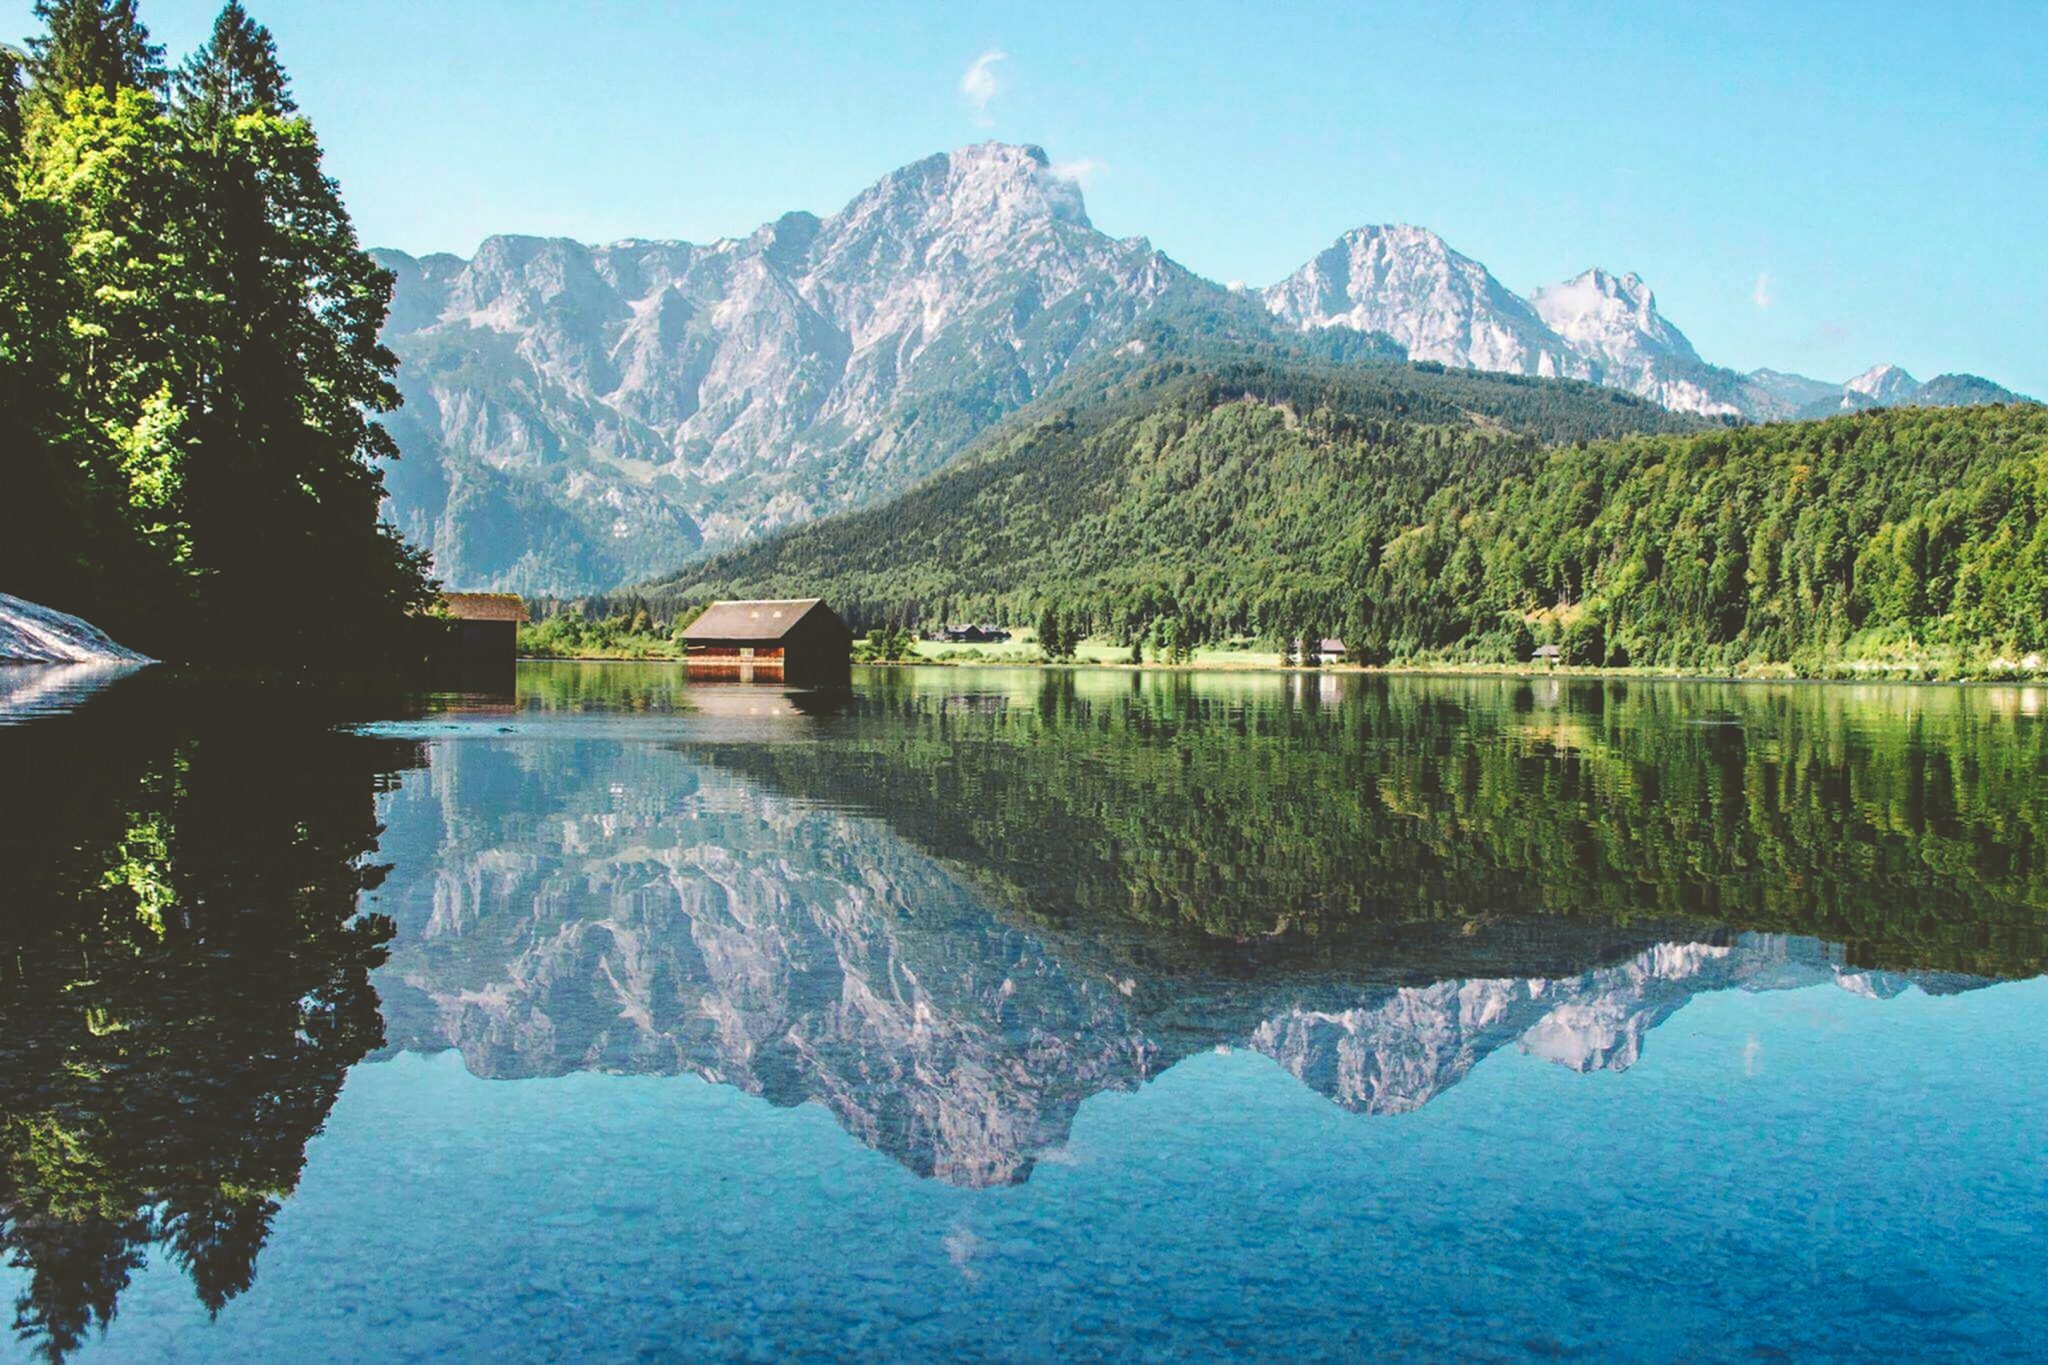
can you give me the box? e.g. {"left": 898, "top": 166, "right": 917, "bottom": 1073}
{"left": 0, "top": 593, "right": 152, "bottom": 665}
{"left": 375, "top": 143, "right": 2036, "bottom": 594}
{"left": 376, "top": 144, "right": 1188, "bottom": 593}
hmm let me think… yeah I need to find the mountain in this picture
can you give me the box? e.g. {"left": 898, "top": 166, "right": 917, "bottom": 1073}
{"left": 1740, "top": 367, "right": 1843, "bottom": 418}
{"left": 1272, "top": 243, "right": 2037, "bottom": 425}
{"left": 1796, "top": 364, "right": 2036, "bottom": 419}
{"left": 652, "top": 352, "right": 2048, "bottom": 676}
{"left": 1846, "top": 362, "right": 1923, "bottom": 406}
{"left": 644, "top": 345, "right": 1703, "bottom": 627}
{"left": 1264, "top": 225, "right": 1588, "bottom": 380}
{"left": 1528, "top": 267, "right": 1751, "bottom": 417}
{"left": 375, "top": 144, "right": 1199, "bottom": 592}
{"left": 1268, "top": 242, "right": 1768, "bottom": 421}
{"left": 1916, "top": 372, "right": 2034, "bottom": 407}
{"left": 373, "top": 142, "right": 2035, "bottom": 593}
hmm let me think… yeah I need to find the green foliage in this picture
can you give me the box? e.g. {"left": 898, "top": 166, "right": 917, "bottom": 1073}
{"left": 1, "top": 1, "right": 434, "bottom": 662}
{"left": 856, "top": 624, "right": 918, "bottom": 662}
{"left": 26, "top": 0, "right": 165, "bottom": 99}
{"left": 691, "top": 668, "right": 2048, "bottom": 977}
{"left": 654, "top": 350, "right": 2047, "bottom": 679}
{"left": 1035, "top": 605, "right": 1081, "bottom": 661}
{"left": 1153, "top": 615, "right": 1193, "bottom": 664}
{"left": 517, "top": 601, "right": 684, "bottom": 659}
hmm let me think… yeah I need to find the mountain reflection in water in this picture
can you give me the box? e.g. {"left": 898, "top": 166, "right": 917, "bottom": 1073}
{"left": 369, "top": 667, "right": 2047, "bottom": 1178}
{"left": 4, "top": 662, "right": 2046, "bottom": 1359}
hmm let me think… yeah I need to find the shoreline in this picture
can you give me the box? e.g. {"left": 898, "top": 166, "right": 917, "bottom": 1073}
{"left": 517, "top": 654, "right": 2048, "bottom": 688}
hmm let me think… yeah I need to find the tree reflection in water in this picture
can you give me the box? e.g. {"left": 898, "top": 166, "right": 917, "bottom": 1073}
{"left": 367, "top": 666, "right": 2047, "bottom": 1192}
{"left": 6, "top": 663, "right": 2048, "bottom": 1358}
{"left": 0, "top": 672, "right": 423, "bottom": 1361}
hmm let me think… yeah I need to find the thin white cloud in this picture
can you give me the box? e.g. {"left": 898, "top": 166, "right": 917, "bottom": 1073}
{"left": 1752, "top": 272, "right": 1774, "bottom": 310}
{"left": 960, "top": 49, "right": 1007, "bottom": 126}
{"left": 1049, "top": 157, "right": 1105, "bottom": 189}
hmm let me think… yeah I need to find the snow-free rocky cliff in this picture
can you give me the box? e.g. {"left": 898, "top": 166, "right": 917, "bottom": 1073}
{"left": 376, "top": 144, "right": 1189, "bottom": 592}
{"left": 376, "top": 142, "right": 2034, "bottom": 593}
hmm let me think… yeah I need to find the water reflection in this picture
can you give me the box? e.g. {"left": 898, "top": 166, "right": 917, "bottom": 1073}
{"left": 369, "top": 741, "right": 1994, "bottom": 1189}
{"left": 366, "top": 665, "right": 2046, "bottom": 1190}
{"left": 0, "top": 672, "right": 423, "bottom": 1361}
{"left": 3, "top": 662, "right": 2045, "bottom": 1359}
{"left": 0, "top": 663, "right": 144, "bottom": 727}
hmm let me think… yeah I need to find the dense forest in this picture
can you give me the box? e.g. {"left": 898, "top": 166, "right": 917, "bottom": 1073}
{"left": 649, "top": 343, "right": 2048, "bottom": 678}
{"left": 0, "top": 0, "right": 433, "bottom": 660}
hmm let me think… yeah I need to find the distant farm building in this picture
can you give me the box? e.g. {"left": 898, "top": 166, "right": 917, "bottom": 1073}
{"left": 437, "top": 592, "right": 526, "bottom": 678}
{"left": 1294, "top": 637, "right": 1348, "bottom": 665}
{"left": 681, "top": 599, "right": 853, "bottom": 685}
{"left": 1532, "top": 643, "right": 1563, "bottom": 664}
{"left": 934, "top": 623, "right": 1012, "bottom": 644}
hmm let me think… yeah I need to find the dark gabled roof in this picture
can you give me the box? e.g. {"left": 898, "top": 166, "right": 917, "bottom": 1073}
{"left": 681, "top": 598, "right": 840, "bottom": 642}
{"left": 441, "top": 592, "right": 528, "bottom": 622}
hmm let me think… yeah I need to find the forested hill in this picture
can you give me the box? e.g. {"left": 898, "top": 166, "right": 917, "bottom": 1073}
{"left": 647, "top": 352, "right": 2048, "bottom": 677}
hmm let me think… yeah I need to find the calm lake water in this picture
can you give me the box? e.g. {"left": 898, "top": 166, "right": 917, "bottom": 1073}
{"left": 3, "top": 661, "right": 2046, "bottom": 1361}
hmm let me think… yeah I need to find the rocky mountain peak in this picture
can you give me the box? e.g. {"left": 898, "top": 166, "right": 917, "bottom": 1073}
{"left": 374, "top": 141, "right": 1178, "bottom": 591}
{"left": 1530, "top": 267, "right": 1700, "bottom": 365}
{"left": 1263, "top": 223, "right": 1586, "bottom": 379}
{"left": 841, "top": 141, "right": 1089, "bottom": 236}
{"left": 371, "top": 142, "right": 2033, "bottom": 594}
{"left": 1845, "top": 363, "right": 1922, "bottom": 405}
{"left": 748, "top": 210, "right": 823, "bottom": 271}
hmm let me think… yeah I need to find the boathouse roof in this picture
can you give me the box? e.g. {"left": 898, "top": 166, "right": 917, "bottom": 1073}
{"left": 681, "top": 598, "right": 840, "bottom": 642}
{"left": 440, "top": 592, "right": 528, "bottom": 622}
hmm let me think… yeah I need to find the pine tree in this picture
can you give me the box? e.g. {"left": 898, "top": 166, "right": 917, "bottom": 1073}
{"left": 26, "top": 0, "right": 165, "bottom": 97}
{"left": 172, "top": 1, "right": 291, "bottom": 141}
{"left": 166, "top": 2, "right": 431, "bottom": 653}
{"left": 0, "top": 45, "right": 27, "bottom": 151}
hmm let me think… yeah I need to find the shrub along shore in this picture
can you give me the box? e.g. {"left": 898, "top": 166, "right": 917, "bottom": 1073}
{"left": 517, "top": 616, "right": 2046, "bottom": 684}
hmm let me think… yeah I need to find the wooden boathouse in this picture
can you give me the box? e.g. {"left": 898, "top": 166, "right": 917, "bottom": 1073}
{"left": 680, "top": 599, "right": 853, "bottom": 686}
{"left": 435, "top": 592, "right": 527, "bottom": 681}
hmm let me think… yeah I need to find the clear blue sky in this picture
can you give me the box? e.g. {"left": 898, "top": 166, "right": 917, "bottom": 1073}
{"left": 16, "top": 0, "right": 2047, "bottom": 393}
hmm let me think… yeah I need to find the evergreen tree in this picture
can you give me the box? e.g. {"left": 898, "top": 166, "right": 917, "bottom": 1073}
{"left": 0, "top": 44, "right": 27, "bottom": 151}
{"left": 1036, "top": 604, "right": 1065, "bottom": 661}
{"left": 171, "top": 1, "right": 290, "bottom": 138}
{"left": 26, "top": 0, "right": 164, "bottom": 97}
{"left": 164, "top": 2, "right": 431, "bottom": 653}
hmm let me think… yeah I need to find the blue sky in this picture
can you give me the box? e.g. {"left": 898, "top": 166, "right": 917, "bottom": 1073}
{"left": 15, "top": 1, "right": 2047, "bottom": 393}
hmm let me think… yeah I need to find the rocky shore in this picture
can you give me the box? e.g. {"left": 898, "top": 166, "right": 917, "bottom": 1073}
{"left": 0, "top": 593, "right": 152, "bottom": 665}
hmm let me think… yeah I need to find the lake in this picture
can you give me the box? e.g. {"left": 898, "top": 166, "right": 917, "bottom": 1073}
{"left": 3, "top": 661, "right": 2045, "bottom": 1361}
